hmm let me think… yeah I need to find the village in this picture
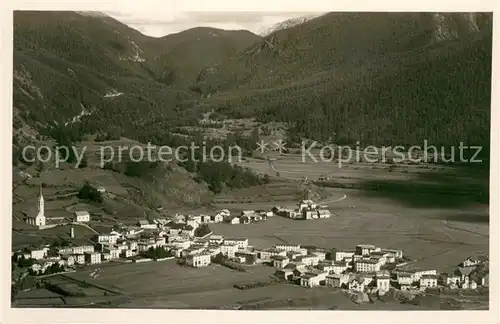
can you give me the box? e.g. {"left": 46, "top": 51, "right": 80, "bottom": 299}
{"left": 12, "top": 187, "right": 489, "bottom": 298}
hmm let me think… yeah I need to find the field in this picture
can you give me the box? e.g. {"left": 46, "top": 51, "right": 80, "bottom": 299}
{"left": 214, "top": 187, "right": 488, "bottom": 273}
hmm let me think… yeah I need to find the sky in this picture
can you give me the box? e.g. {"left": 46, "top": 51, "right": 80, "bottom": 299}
{"left": 104, "top": 10, "right": 317, "bottom": 37}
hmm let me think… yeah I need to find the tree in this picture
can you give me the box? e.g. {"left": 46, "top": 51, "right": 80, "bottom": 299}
{"left": 77, "top": 182, "right": 103, "bottom": 203}
{"left": 194, "top": 224, "right": 211, "bottom": 237}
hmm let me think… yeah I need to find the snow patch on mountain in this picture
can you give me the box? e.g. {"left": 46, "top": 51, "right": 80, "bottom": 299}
{"left": 259, "top": 14, "right": 326, "bottom": 36}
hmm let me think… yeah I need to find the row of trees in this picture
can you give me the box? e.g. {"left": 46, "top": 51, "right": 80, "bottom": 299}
{"left": 140, "top": 246, "right": 174, "bottom": 260}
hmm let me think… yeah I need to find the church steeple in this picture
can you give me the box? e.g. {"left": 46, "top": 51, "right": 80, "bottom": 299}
{"left": 37, "top": 185, "right": 44, "bottom": 213}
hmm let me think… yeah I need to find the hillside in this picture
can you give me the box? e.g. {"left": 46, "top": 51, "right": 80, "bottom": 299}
{"left": 194, "top": 12, "right": 492, "bottom": 149}
{"left": 13, "top": 11, "right": 262, "bottom": 212}
{"left": 13, "top": 11, "right": 261, "bottom": 138}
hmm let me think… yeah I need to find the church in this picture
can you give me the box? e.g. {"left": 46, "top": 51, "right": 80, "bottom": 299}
{"left": 25, "top": 186, "right": 46, "bottom": 228}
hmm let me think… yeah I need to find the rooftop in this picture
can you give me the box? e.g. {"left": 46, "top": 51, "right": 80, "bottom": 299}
{"left": 357, "top": 244, "right": 376, "bottom": 249}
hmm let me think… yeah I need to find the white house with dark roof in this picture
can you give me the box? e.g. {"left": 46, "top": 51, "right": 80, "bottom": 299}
{"left": 74, "top": 211, "right": 90, "bottom": 223}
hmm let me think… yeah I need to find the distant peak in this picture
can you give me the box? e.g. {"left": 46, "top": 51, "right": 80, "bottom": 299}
{"left": 76, "top": 11, "right": 109, "bottom": 18}
{"left": 259, "top": 14, "right": 326, "bottom": 36}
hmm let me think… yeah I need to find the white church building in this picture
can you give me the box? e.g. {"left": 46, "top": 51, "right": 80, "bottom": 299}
{"left": 25, "top": 186, "right": 46, "bottom": 228}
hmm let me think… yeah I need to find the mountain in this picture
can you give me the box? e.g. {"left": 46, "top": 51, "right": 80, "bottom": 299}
{"left": 13, "top": 11, "right": 493, "bottom": 155}
{"left": 259, "top": 14, "right": 326, "bottom": 36}
{"left": 194, "top": 12, "right": 492, "bottom": 148}
{"left": 13, "top": 11, "right": 261, "bottom": 137}
{"left": 154, "top": 27, "right": 262, "bottom": 88}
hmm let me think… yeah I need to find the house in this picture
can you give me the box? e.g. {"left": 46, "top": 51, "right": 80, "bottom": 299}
{"left": 186, "top": 218, "right": 200, "bottom": 229}
{"left": 181, "top": 246, "right": 206, "bottom": 258}
{"left": 441, "top": 273, "right": 461, "bottom": 287}
{"left": 98, "top": 233, "right": 120, "bottom": 244}
{"left": 303, "top": 209, "right": 317, "bottom": 220}
{"left": 200, "top": 215, "right": 212, "bottom": 224}
{"left": 137, "top": 220, "right": 157, "bottom": 230}
{"left": 207, "top": 245, "right": 222, "bottom": 256}
{"left": 235, "top": 251, "right": 258, "bottom": 265}
{"left": 275, "top": 244, "right": 301, "bottom": 252}
{"left": 272, "top": 256, "right": 290, "bottom": 269}
{"left": 470, "top": 267, "right": 489, "bottom": 287}
{"left": 29, "top": 249, "right": 47, "bottom": 260}
{"left": 226, "top": 217, "right": 240, "bottom": 225}
{"left": 407, "top": 269, "right": 437, "bottom": 281}
{"left": 334, "top": 250, "right": 356, "bottom": 262}
{"left": 209, "top": 235, "right": 224, "bottom": 245}
{"left": 461, "top": 277, "right": 478, "bottom": 290}
{"left": 239, "top": 216, "right": 250, "bottom": 224}
{"left": 326, "top": 273, "right": 350, "bottom": 288}
{"left": 300, "top": 270, "right": 328, "bottom": 287}
{"left": 381, "top": 248, "right": 404, "bottom": 260}
{"left": 186, "top": 252, "right": 211, "bottom": 268}
{"left": 259, "top": 211, "right": 274, "bottom": 217}
{"left": 348, "top": 277, "right": 365, "bottom": 292}
{"left": 26, "top": 186, "right": 46, "bottom": 228}
{"left": 284, "top": 261, "right": 307, "bottom": 271}
{"left": 461, "top": 255, "right": 488, "bottom": 267}
{"left": 355, "top": 244, "right": 376, "bottom": 256}
{"left": 60, "top": 254, "right": 75, "bottom": 267}
{"left": 73, "top": 254, "right": 85, "bottom": 265}
{"left": 224, "top": 238, "right": 248, "bottom": 249}
{"left": 74, "top": 211, "right": 90, "bottom": 223}
{"left": 275, "top": 269, "right": 294, "bottom": 281}
{"left": 84, "top": 252, "right": 102, "bottom": 264}
{"left": 355, "top": 259, "right": 381, "bottom": 272}
{"left": 296, "top": 254, "right": 320, "bottom": 266}
{"left": 104, "top": 247, "right": 120, "bottom": 259}
{"left": 419, "top": 275, "right": 438, "bottom": 290}
{"left": 241, "top": 210, "right": 255, "bottom": 217}
{"left": 311, "top": 251, "right": 326, "bottom": 262}
{"left": 331, "top": 261, "right": 349, "bottom": 274}
{"left": 181, "top": 225, "right": 195, "bottom": 236}
{"left": 397, "top": 273, "right": 414, "bottom": 286}
{"left": 249, "top": 214, "right": 263, "bottom": 222}
{"left": 376, "top": 274, "right": 391, "bottom": 294}
{"left": 257, "top": 248, "right": 287, "bottom": 260}
{"left": 317, "top": 209, "right": 331, "bottom": 218}
{"left": 71, "top": 245, "right": 94, "bottom": 254}
{"left": 298, "top": 199, "right": 317, "bottom": 212}
{"left": 122, "top": 249, "right": 136, "bottom": 258}
{"left": 220, "top": 243, "right": 239, "bottom": 257}
{"left": 211, "top": 214, "right": 224, "bottom": 223}
{"left": 358, "top": 273, "right": 375, "bottom": 286}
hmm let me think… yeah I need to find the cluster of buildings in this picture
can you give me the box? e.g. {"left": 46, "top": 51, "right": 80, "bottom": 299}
{"left": 24, "top": 187, "right": 91, "bottom": 228}
{"left": 271, "top": 243, "right": 489, "bottom": 295}
{"left": 273, "top": 200, "right": 331, "bottom": 220}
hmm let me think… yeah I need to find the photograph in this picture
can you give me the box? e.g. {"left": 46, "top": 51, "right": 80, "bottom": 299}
{"left": 9, "top": 7, "right": 492, "bottom": 313}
